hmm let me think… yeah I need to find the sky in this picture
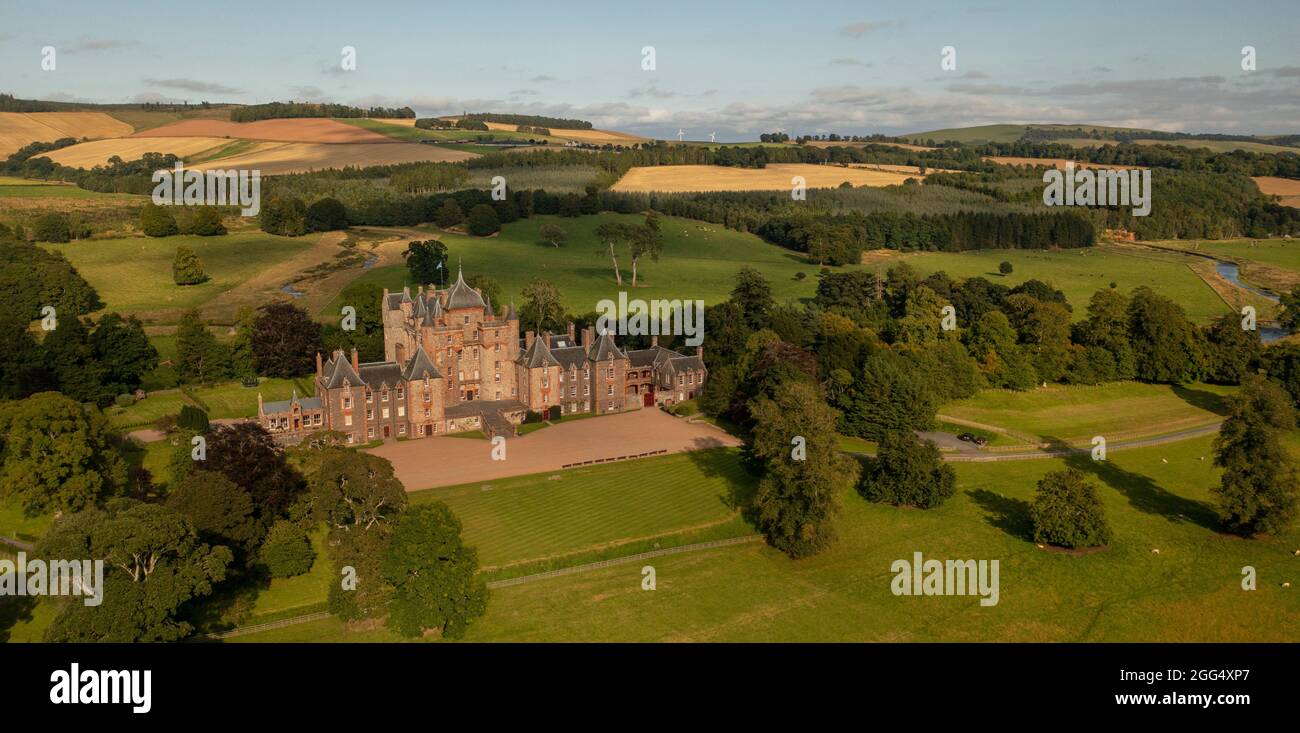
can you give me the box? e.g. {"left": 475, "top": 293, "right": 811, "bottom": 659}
{"left": 1, "top": 0, "right": 1297, "bottom": 141}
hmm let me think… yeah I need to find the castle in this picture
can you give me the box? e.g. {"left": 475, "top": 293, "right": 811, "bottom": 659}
{"left": 257, "top": 268, "right": 707, "bottom": 443}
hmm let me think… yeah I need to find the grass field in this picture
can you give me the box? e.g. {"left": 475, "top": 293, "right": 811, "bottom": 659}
{"left": 105, "top": 377, "right": 306, "bottom": 429}
{"left": 42, "top": 232, "right": 317, "bottom": 323}
{"left": 610, "top": 163, "right": 923, "bottom": 193}
{"left": 410, "top": 448, "right": 753, "bottom": 572}
{"left": 1154, "top": 238, "right": 1300, "bottom": 293}
{"left": 324, "top": 213, "right": 827, "bottom": 316}
{"left": 232, "top": 434, "right": 1300, "bottom": 642}
{"left": 867, "top": 243, "right": 1233, "bottom": 322}
{"left": 941, "top": 381, "right": 1235, "bottom": 446}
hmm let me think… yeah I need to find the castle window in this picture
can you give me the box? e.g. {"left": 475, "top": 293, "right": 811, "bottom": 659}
{"left": 382, "top": 390, "right": 389, "bottom": 402}
{"left": 398, "top": 424, "right": 406, "bottom": 435}
{"left": 678, "top": 375, "right": 685, "bottom": 386}
{"left": 345, "top": 415, "right": 353, "bottom": 427}
{"left": 583, "top": 368, "right": 589, "bottom": 378}
{"left": 347, "top": 433, "right": 355, "bottom": 444}
{"left": 313, "top": 414, "right": 322, "bottom": 425}
{"left": 474, "top": 370, "right": 480, "bottom": 380}
{"left": 367, "top": 427, "right": 375, "bottom": 439}
{"left": 495, "top": 373, "right": 501, "bottom": 383}
{"left": 366, "top": 409, "right": 373, "bottom": 420}
{"left": 495, "top": 390, "right": 501, "bottom": 399}
{"left": 424, "top": 408, "right": 431, "bottom": 418}
{"left": 608, "top": 368, "right": 614, "bottom": 380}
{"left": 458, "top": 371, "right": 464, "bottom": 381}
{"left": 473, "top": 347, "right": 479, "bottom": 359}
{"left": 583, "top": 385, "right": 589, "bottom": 395}
{"left": 511, "top": 386, "right": 517, "bottom": 396}
{"left": 423, "top": 391, "right": 432, "bottom": 403}
{"left": 570, "top": 386, "right": 576, "bottom": 397}
{"left": 607, "top": 384, "right": 613, "bottom": 396}
{"left": 397, "top": 388, "right": 404, "bottom": 399}
{"left": 494, "top": 344, "right": 500, "bottom": 353}
{"left": 365, "top": 390, "right": 373, "bottom": 404}
{"left": 382, "top": 408, "right": 389, "bottom": 419}
{"left": 398, "top": 406, "right": 405, "bottom": 417}
{"left": 342, "top": 396, "right": 351, "bottom": 409}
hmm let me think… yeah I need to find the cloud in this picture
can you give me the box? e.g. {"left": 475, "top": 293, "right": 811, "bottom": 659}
{"left": 831, "top": 57, "right": 871, "bottom": 67}
{"left": 291, "top": 85, "right": 326, "bottom": 100}
{"left": 628, "top": 86, "right": 678, "bottom": 99}
{"left": 838, "top": 21, "right": 900, "bottom": 38}
{"left": 130, "top": 91, "right": 184, "bottom": 104}
{"left": 509, "top": 89, "right": 539, "bottom": 97}
{"left": 529, "top": 75, "right": 557, "bottom": 83}
{"left": 1268, "top": 66, "right": 1300, "bottom": 77}
{"left": 144, "top": 77, "right": 242, "bottom": 95}
{"left": 1091, "top": 66, "right": 1113, "bottom": 73}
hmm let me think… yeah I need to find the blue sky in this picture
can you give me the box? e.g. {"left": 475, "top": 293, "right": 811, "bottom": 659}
{"left": 1, "top": 0, "right": 1297, "bottom": 140}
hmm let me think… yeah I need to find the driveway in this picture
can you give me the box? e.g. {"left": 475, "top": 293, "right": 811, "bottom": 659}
{"left": 367, "top": 408, "right": 741, "bottom": 491}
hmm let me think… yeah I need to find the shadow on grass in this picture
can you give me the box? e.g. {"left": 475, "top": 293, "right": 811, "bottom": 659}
{"left": 683, "top": 446, "right": 760, "bottom": 523}
{"left": 1042, "top": 433, "right": 1221, "bottom": 532}
{"left": 0, "top": 596, "right": 36, "bottom": 643}
{"left": 1171, "top": 383, "right": 1231, "bottom": 416}
{"left": 967, "top": 488, "right": 1034, "bottom": 542}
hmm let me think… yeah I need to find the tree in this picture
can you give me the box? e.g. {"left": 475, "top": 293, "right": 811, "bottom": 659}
{"left": 1212, "top": 376, "right": 1299, "bottom": 535}
{"left": 1003, "top": 293, "right": 1073, "bottom": 382}
{"left": 519, "top": 278, "right": 565, "bottom": 334}
{"left": 999, "top": 261, "right": 1013, "bottom": 275}
{"left": 175, "top": 309, "right": 231, "bottom": 384}
{"left": 731, "top": 266, "right": 775, "bottom": 329}
{"left": 260, "top": 196, "right": 307, "bottom": 236}
{"left": 90, "top": 313, "right": 158, "bottom": 394}
{"left": 1280, "top": 285, "right": 1300, "bottom": 331}
{"left": 434, "top": 198, "right": 464, "bottom": 229}
{"left": 37, "top": 499, "right": 232, "bottom": 642}
{"left": 177, "top": 404, "right": 210, "bottom": 432}
{"left": 627, "top": 213, "right": 663, "bottom": 287}
{"left": 33, "top": 213, "right": 71, "bottom": 243}
{"left": 0, "top": 242, "right": 102, "bottom": 321}
{"left": 964, "top": 310, "right": 1037, "bottom": 390}
{"left": 749, "top": 380, "right": 862, "bottom": 558}
{"left": 198, "top": 422, "right": 306, "bottom": 524}
{"left": 839, "top": 350, "right": 937, "bottom": 440}
{"left": 403, "top": 239, "right": 448, "bottom": 287}
{"left": 260, "top": 520, "right": 315, "bottom": 578}
{"left": 172, "top": 246, "right": 207, "bottom": 285}
{"left": 382, "top": 502, "right": 488, "bottom": 638}
{"left": 139, "top": 202, "right": 179, "bottom": 237}
{"left": 305, "top": 197, "right": 348, "bottom": 232}
{"left": 860, "top": 431, "right": 956, "bottom": 508}
{"left": 1128, "top": 287, "right": 1200, "bottom": 383}
{"left": 539, "top": 223, "right": 567, "bottom": 248}
{"left": 1201, "top": 313, "right": 1262, "bottom": 385}
{"left": 595, "top": 222, "right": 626, "bottom": 285}
{"left": 251, "top": 301, "right": 323, "bottom": 377}
{"left": 165, "top": 470, "right": 262, "bottom": 556}
{"left": 0, "top": 392, "right": 128, "bottom": 514}
{"left": 40, "top": 314, "right": 107, "bottom": 403}
{"left": 465, "top": 204, "right": 501, "bottom": 236}
{"left": 320, "top": 282, "right": 385, "bottom": 362}
{"left": 1030, "top": 468, "right": 1112, "bottom": 549}
{"left": 186, "top": 206, "right": 226, "bottom": 236}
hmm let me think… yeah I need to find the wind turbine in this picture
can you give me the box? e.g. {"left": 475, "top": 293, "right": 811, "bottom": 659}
{"left": 709, "top": 131, "right": 717, "bottom": 143}
{"left": 676, "top": 128, "right": 685, "bottom": 142}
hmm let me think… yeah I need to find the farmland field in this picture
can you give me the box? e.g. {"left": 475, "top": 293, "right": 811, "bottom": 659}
{"left": 482, "top": 121, "right": 646, "bottom": 145}
{"left": 1253, "top": 176, "right": 1300, "bottom": 207}
{"left": 231, "top": 435, "right": 1300, "bottom": 643}
{"left": 41, "top": 231, "right": 318, "bottom": 323}
{"left": 865, "top": 243, "right": 1233, "bottom": 322}
{"left": 324, "top": 213, "right": 829, "bottom": 316}
{"left": 0, "top": 111, "right": 133, "bottom": 156}
{"left": 41, "top": 136, "right": 238, "bottom": 168}
{"left": 610, "top": 163, "right": 923, "bottom": 192}
{"left": 189, "top": 141, "right": 475, "bottom": 174}
{"left": 132, "top": 117, "right": 396, "bottom": 144}
{"left": 941, "top": 381, "right": 1235, "bottom": 446}
{"left": 1154, "top": 238, "right": 1300, "bottom": 293}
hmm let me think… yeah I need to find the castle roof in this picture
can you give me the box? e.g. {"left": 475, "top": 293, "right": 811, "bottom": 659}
{"left": 359, "top": 361, "right": 404, "bottom": 389}
{"left": 504, "top": 301, "right": 518, "bottom": 322}
{"left": 261, "top": 388, "right": 324, "bottom": 414}
{"left": 402, "top": 345, "right": 442, "bottom": 381}
{"left": 664, "top": 355, "right": 706, "bottom": 374}
{"left": 552, "top": 346, "right": 587, "bottom": 370}
{"left": 588, "top": 330, "right": 627, "bottom": 362}
{"left": 445, "top": 267, "right": 486, "bottom": 310}
{"left": 321, "top": 351, "right": 364, "bottom": 389}
{"left": 519, "top": 333, "right": 561, "bottom": 368}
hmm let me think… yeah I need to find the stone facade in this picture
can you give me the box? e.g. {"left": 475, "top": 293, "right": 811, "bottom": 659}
{"left": 257, "top": 267, "right": 707, "bottom": 443}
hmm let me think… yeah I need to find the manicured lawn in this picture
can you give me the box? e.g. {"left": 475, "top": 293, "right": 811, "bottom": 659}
{"left": 104, "top": 377, "right": 305, "bottom": 429}
{"left": 941, "top": 381, "right": 1235, "bottom": 446}
{"left": 324, "top": 213, "right": 826, "bottom": 316}
{"left": 454, "top": 435, "right": 1300, "bottom": 642}
{"left": 42, "top": 232, "right": 315, "bottom": 321}
{"left": 409, "top": 448, "right": 754, "bottom": 571}
{"left": 873, "top": 244, "right": 1231, "bottom": 323}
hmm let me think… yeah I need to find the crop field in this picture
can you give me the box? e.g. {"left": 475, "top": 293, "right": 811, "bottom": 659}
{"left": 0, "top": 111, "right": 133, "bottom": 156}
{"left": 1055, "top": 137, "right": 1300, "bottom": 155}
{"left": 984, "top": 156, "right": 1146, "bottom": 170}
{"left": 1253, "top": 176, "right": 1300, "bottom": 207}
{"left": 132, "top": 117, "right": 396, "bottom": 144}
{"left": 609, "top": 163, "right": 924, "bottom": 193}
{"left": 866, "top": 244, "right": 1232, "bottom": 323}
{"left": 483, "top": 121, "right": 646, "bottom": 145}
{"left": 324, "top": 213, "right": 830, "bottom": 316}
{"left": 41, "top": 231, "right": 318, "bottom": 324}
{"left": 940, "top": 381, "right": 1235, "bottom": 446}
{"left": 40, "top": 136, "right": 237, "bottom": 168}
{"left": 347, "top": 119, "right": 564, "bottom": 144}
{"left": 189, "top": 141, "right": 475, "bottom": 175}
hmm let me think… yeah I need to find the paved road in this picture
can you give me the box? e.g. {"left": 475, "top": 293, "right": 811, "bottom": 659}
{"left": 940, "top": 422, "right": 1221, "bottom": 462}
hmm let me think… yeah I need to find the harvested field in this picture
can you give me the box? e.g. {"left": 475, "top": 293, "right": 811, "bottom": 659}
{"left": 132, "top": 118, "right": 395, "bottom": 144}
{"left": 609, "top": 162, "right": 922, "bottom": 193}
{"left": 1253, "top": 176, "right": 1300, "bottom": 207}
{"left": 0, "top": 111, "right": 134, "bottom": 156}
{"left": 188, "top": 141, "right": 476, "bottom": 175}
{"left": 985, "top": 156, "right": 1146, "bottom": 170}
{"left": 40, "top": 136, "right": 241, "bottom": 168}
{"left": 366, "top": 117, "right": 417, "bottom": 127}
{"left": 806, "top": 140, "right": 934, "bottom": 151}
{"left": 484, "top": 121, "right": 646, "bottom": 144}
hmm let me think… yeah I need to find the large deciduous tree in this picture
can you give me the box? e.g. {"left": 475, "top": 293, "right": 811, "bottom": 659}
{"left": 1030, "top": 468, "right": 1112, "bottom": 549}
{"left": 860, "top": 431, "right": 956, "bottom": 509}
{"left": 1212, "top": 376, "right": 1300, "bottom": 535}
{"left": 382, "top": 502, "right": 488, "bottom": 639}
{"left": 251, "top": 301, "right": 322, "bottom": 377}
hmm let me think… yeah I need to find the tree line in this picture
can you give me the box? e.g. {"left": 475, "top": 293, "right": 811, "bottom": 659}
{"left": 229, "top": 101, "right": 415, "bottom": 122}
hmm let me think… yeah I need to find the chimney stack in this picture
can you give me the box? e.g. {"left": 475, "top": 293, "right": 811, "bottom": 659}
{"left": 651, "top": 335, "right": 658, "bottom": 347}
{"left": 351, "top": 348, "right": 359, "bottom": 371}
{"left": 316, "top": 352, "right": 323, "bottom": 377}
{"left": 525, "top": 331, "right": 535, "bottom": 349}
{"left": 696, "top": 345, "right": 704, "bottom": 357}
{"left": 567, "top": 321, "right": 576, "bottom": 343}
{"left": 581, "top": 326, "right": 594, "bottom": 347}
